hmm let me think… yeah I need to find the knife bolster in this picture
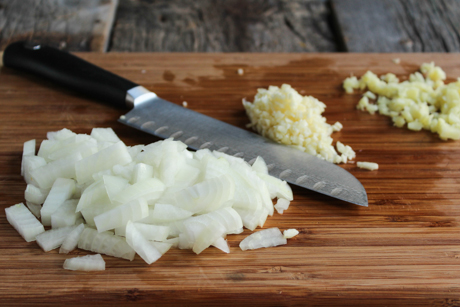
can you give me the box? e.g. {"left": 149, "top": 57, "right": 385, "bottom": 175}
{"left": 126, "top": 86, "right": 158, "bottom": 108}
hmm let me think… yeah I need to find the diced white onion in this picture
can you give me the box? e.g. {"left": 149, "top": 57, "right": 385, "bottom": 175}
{"left": 60, "top": 223, "right": 85, "bottom": 254}
{"left": 103, "top": 175, "right": 129, "bottom": 202}
{"left": 12, "top": 128, "right": 296, "bottom": 269}
{"left": 125, "top": 221, "right": 163, "bottom": 264}
{"left": 274, "top": 198, "right": 291, "bottom": 214}
{"left": 151, "top": 241, "right": 173, "bottom": 255}
{"left": 76, "top": 179, "right": 108, "bottom": 213}
{"left": 63, "top": 254, "right": 105, "bottom": 271}
{"left": 94, "top": 198, "right": 149, "bottom": 233}
{"left": 21, "top": 139, "right": 36, "bottom": 176}
{"left": 23, "top": 155, "right": 47, "bottom": 184}
{"left": 36, "top": 225, "right": 76, "bottom": 252}
{"left": 90, "top": 127, "right": 121, "bottom": 143}
{"left": 133, "top": 222, "right": 170, "bottom": 241}
{"left": 40, "top": 178, "right": 76, "bottom": 226}
{"left": 24, "top": 184, "right": 49, "bottom": 205}
{"left": 239, "top": 227, "right": 287, "bottom": 251}
{"left": 5, "top": 203, "right": 45, "bottom": 242}
{"left": 30, "top": 153, "right": 82, "bottom": 189}
{"left": 145, "top": 203, "right": 193, "bottom": 223}
{"left": 131, "top": 163, "right": 154, "bottom": 184}
{"left": 283, "top": 229, "right": 299, "bottom": 239}
{"left": 75, "top": 141, "right": 132, "bottom": 184}
{"left": 112, "top": 178, "right": 165, "bottom": 205}
{"left": 212, "top": 237, "right": 230, "bottom": 253}
{"left": 51, "top": 199, "right": 80, "bottom": 228}
{"left": 25, "top": 201, "right": 42, "bottom": 219}
{"left": 78, "top": 227, "right": 135, "bottom": 260}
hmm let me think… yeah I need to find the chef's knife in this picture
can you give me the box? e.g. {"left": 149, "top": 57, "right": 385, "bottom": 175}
{"left": 3, "top": 41, "right": 368, "bottom": 206}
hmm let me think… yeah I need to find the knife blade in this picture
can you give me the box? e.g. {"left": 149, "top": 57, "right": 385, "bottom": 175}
{"left": 3, "top": 41, "right": 368, "bottom": 206}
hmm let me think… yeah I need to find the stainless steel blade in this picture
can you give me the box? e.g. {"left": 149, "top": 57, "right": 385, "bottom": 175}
{"left": 119, "top": 96, "right": 368, "bottom": 207}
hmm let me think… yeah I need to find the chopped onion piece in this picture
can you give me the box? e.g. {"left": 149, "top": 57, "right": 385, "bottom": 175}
{"left": 112, "top": 178, "right": 165, "bottom": 205}
{"left": 112, "top": 163, "right": 135, "bottom": 181}
{"left": 5, "top": 203, "right": 45, "bottom": 242}
{"left": 63, "top": 254, "right": 105, "bottom": 271}
{"left": 163, "top": 237, "right": 180, "bottom": 248}
{"left": 251, "top": 156, "right": 268, "bottom": 174}
{"left": 37, "top": 140, "right": 55, "bottom": 161}
{"left": 47, "top": 128, "right": 76, "bottom": 141}
{"left": 183, "top": 219, "right": 226, "bottom": 255}
{"left": 229, "top": 162, "right": 274, "bottom": 216}
{"left": 94, "top": 198, "right": 149, "bottom": 233}
{"left": 47, "top": 137, "right": 97, "bottom": 161}
{"left": 283, "top": 229, "right": 299, "bottom": 239}
{"left": 145, "top": 203, "right": 193, "bottom": 223}
{"left": 30, "top": 153, "right": 82, "bottom": 189}
{"left": 168, "top": 174, "right": 235, "bottom": 214}
{"left": 25, "top": 201, "right": 41, "bottom": 219}
{"left": 189, "top": 207, "right": 243, "bottom": 235}
{"left": 51, "top": 199, "right": 80, "bottom": 228}
{"left": 21, "top": 139, "right": 36, "bottom": 176}
{"left": 90, "top": 127, "right": 121, "bottom": 143}
{"left": 60, "top": 223, "right": 85, "bottom": 254}
{"left": 126, "top": 221, "right": 163, "bottom": 264}
{"left": 23, "top": 155, "right": 47, "bottom": 184}
{"left": 75, "top": 141, "right": 132, "bottom": 184}
{"left": 131, "top": 163, "right": 154, "bottom": 184}
{"left": 133, "top": 223, "right": 170, "bottom": 241}
{"left": 212, "top": 237, "right": 230, "bottom": 253}
{"left": 40, "top": 178, "right": 76, "bottom": 226}
{"left": 76, "top": 179, "right": 108, "bottom": 212}
{"left": 274, "top": 198, "right": 291, "bottom": 214}
{"left": 127, "top": 145, "right": 144, "bottom": 160}
{"left": 193, "top": 224, "right": 224, "bottom": 254}
{"left": 24, "top": 184, "right": 49, "bottom": 205}
{"left": 103, "top": 175, "right": 129, "bottom": 202}
{"left": 78, "top": 228, "right": 135, "bottom": 260}
{"left": 151, "top": 241, "right": 173, "bottom": 254}
{"left": 234, "top": 207, "right": 268, "bottom": 231}
{"left": 80, "top": 200, "right": 116, "bottom": 228}
{"left": 257, "top": 173, "right": 293, "bottom": 201}
{"left": 36, "top": 225, "right": 75, "bottom": 252}
{"left": 239, "top": 227, "right": 287, "bottom": 251}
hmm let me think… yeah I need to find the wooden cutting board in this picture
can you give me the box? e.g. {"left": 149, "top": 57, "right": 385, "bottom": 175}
{"left": 1, "top": 53, "right": 460, "bottom": 306}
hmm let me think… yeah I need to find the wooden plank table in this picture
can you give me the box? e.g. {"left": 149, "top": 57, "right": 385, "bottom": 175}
{"left": 331, "top": 0, "right": 460, "bottom": 52}
{"left": 1, "top": 53, "right": 460, "bottom": 306}
{"left": 2, "top": 0, "right": 460, "bottom": 52}
{"left": 0, "top": 0, "right": 118, "bottom": 52}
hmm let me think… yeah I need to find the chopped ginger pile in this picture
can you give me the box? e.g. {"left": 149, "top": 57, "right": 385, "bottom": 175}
{"left": 344, "top": 62, "right": 460, "bottom": 140}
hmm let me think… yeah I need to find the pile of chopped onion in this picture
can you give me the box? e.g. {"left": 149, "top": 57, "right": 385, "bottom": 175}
{"left": 6, "top": 128, "right": 296, "bottom": 269}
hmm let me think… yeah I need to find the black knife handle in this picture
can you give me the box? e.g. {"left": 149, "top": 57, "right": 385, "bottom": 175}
{"left": 3, "top": 41, "right": 137, "bottom": 109}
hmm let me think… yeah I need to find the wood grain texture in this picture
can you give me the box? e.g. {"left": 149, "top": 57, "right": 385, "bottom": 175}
{"left": 331, "top": 0, "right": 460, "bottom": 52}
{"left": 2, "top": 53, "right": 460, "bottom": 306}
{"left": 110, "top": 0, "right": 337, "bottom": 52}
{"left": 0, "top": 0, "right": 118, "bottom": 52}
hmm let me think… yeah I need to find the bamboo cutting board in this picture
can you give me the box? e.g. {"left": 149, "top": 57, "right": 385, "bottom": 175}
{"left": 1, "top": 53, "right": 460, "bottom": 306}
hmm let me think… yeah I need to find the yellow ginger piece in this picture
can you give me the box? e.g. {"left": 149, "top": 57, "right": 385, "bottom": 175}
{"left": 343, "top": 62, "right": 460, "bottom": 140}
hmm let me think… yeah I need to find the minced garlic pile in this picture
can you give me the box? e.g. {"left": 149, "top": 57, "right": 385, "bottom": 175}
{"left": 344, "top": 62, "right": 460, "bottom": 140}
{"left": 243, "top": 84, "right": 355, "bottom": 164}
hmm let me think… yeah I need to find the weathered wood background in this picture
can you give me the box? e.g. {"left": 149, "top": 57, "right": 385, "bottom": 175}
{"left": 1, "top": 0, "right": 460, "bottom": 52}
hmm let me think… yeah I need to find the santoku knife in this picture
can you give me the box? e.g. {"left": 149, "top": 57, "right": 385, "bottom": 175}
{"left": 3, "top": 41, "right": 368, "bottom": 206}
